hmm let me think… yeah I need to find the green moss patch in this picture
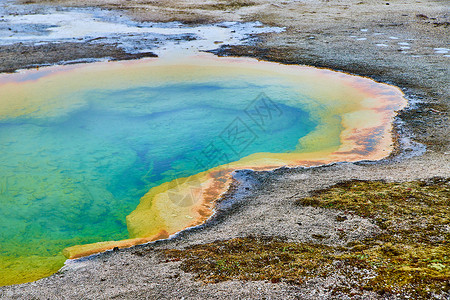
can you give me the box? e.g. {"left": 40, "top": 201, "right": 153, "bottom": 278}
{"left": 165, "top": 237, "right": 337, "bottom": 285}
{"left": 164, "top": 178, "right": 449, "bottom": 298}
{"left": 296, "top": 177, "right": 449, "bottom": 297}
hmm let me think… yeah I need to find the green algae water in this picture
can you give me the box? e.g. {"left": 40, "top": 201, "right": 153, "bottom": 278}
{"left": 0, "top": 54, "right": 407, "bottom": 285}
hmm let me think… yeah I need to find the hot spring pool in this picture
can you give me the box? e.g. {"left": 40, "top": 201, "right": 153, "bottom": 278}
{"left": 0, "top": 54, "right": 406, "bottom": 285}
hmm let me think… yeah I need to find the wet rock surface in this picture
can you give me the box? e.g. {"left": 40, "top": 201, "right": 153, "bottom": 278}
{"left": 0, "top": 42, "right": 157, "bottom": 73}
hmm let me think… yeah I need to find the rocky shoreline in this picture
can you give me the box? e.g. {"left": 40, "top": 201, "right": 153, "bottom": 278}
{"left": 0, "top": 0, "right": 448, "bottom": 299}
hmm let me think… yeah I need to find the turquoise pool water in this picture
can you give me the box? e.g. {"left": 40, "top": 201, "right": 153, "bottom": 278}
{"left": 0, "top": 55, "right": 407, "bottom": 285}
{"left": 0, "top": 77, "right": 316, "bottom": 282}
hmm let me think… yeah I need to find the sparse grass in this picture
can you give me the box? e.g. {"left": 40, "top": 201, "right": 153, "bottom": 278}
{"left": 164, "top": 178, "right": 449, "bottom": 298}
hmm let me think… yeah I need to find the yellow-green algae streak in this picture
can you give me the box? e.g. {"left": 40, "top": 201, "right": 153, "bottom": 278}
{"left": 0, "top": 54, "right": 406, "bottom": 286}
